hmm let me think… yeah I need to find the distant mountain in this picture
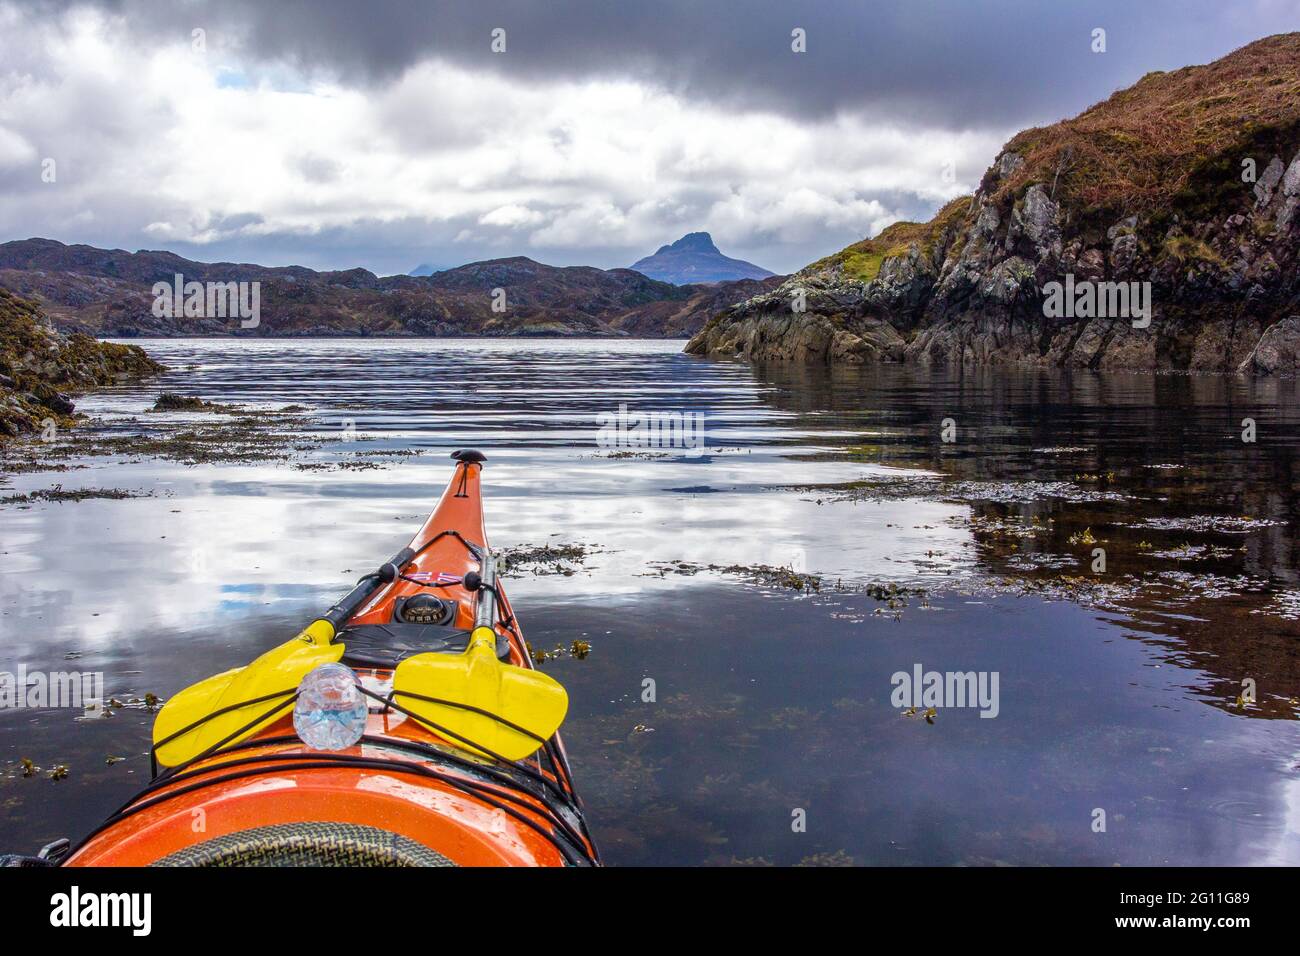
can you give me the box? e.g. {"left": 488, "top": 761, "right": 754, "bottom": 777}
{"left": 0, "top": 238, "right": 782, "bottom": 338}
{"left": 408, "top": 263, "right": 439, "bottom": 276}
{"left": 629, "top": 232, "right": 774, "bottom": 284}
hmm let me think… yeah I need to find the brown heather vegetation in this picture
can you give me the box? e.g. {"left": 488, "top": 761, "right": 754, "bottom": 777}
{"left": 988, "top": 32, "right": 1300, "bottom": 230}
{"left": 689, "top": 33, "right": 1300, "bottom": 371}
{"left": 807, "top": 33, "right": 1300, "bottom": 282}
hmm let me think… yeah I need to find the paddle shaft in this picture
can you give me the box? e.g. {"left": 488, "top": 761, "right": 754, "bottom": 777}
{"left": 474, "top": 550, "right": 498, "bottom": 630}
{"left": 321, "top": 546, "right": 417, "bottom": 633}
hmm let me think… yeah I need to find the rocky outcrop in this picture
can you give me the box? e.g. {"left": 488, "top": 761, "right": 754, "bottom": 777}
{"left": 1239, "top": 316, "right": 1300, "bottom": 373}
{"left": 689, "top": 33, "right": 1300, "bottom": 373}
{"left": 681, "top": 274, "right": 907, "bottom": 363}
{"left": 0, "top": 288, "right": 162, "bottom": 440}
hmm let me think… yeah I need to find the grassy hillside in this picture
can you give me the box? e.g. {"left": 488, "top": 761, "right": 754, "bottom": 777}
{"left": 991, "top": 33, "right": 1300, "bottom": 228}
{"left": 812, "top": 32, "right": 1300, "bottom": 278}
{"left": 690, "top": 33, "right": 1300, "bottom": 371}
{"left": 808, "top": 197, "right": 971, "bottom": 283}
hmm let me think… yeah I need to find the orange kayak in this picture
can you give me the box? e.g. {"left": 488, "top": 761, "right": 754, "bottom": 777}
{"left": 60, "top": 450, "right": 599, "bottom": 867}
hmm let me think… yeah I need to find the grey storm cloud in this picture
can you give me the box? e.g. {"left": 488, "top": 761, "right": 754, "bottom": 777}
{"left": 5, "top": 0, "right": 1300, "bottom": 275}
{"left": 31, "top": 0, "right": 1300, "bottom": 127}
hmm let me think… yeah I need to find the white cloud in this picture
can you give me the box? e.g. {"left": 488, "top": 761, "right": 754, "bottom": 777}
{"left": 0, "top": 126, "right": 36, "bottom": 169}
{"left": 479, "top": 204, "right": 545, "bottom": 228}
{"left": 0, "top": 3, "right": 1012, "bottom": 273}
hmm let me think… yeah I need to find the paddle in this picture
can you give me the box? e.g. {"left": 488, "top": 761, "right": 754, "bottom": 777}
{"left": 152, "top": 549, "right": 412, "bottom": 767}
{"left": 154, "top": 541, "right": 567, "bottom": 767}
{"left": 152, "top": 622, "right": 343, "bottom": 767}
{"left": 391, "top": 548, "right": 568, "bottom": 761}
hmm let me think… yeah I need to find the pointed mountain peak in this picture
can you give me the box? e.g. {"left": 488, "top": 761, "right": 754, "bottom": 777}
{"left": 630, "top": 232, "right": 773, "bottom": 285}
{"left": 669, "top": 232, "right": 720, "bottom": 253}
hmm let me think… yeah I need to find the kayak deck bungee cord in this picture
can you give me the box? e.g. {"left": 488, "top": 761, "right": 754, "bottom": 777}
{"left": 51, "top": 450, "right": 600, "bottom": 867}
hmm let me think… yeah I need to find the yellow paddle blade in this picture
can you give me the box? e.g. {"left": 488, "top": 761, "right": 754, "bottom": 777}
{"left": 153, "top": 621, "right": 342, "bottom": 767}
{"left": 392, "top": 627, "right": 568, "bottom": 761}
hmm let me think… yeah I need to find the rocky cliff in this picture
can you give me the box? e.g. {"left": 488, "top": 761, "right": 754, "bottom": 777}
{"left": 0, "top": 288, "right": 162, "bottom": 440}
{"left": 687, "top": 34, "right": 1300, "bottom": 373}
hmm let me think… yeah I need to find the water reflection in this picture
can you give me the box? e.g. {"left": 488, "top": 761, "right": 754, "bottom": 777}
{"left": 750, "top": 360, "right": 1300, "bottom": 706}
{"left": 0, "top": 340, "right": 1296, "bottom": 865}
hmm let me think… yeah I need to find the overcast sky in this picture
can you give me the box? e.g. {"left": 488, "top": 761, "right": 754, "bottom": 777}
{"left": 1, "top": 1, "right": 1297, "bottom": 276}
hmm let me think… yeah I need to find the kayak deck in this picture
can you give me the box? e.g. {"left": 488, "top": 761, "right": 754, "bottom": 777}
{"left": 62, "top": 452, "right": 599, "bottom": 867}
{"left": 69, "top": 710, "right": 595, "bottom": 866}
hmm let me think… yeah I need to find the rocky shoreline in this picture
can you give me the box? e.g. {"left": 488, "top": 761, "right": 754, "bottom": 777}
{"left": 688, "top": 35, "right": 1300, "bottom": 374}
{"left": 0, "top": 288, "right": 162, "bottom": 441}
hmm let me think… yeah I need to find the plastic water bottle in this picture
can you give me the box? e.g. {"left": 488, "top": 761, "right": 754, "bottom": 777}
{"left": 293, "top": 663, "right": 367, "bottom": 750}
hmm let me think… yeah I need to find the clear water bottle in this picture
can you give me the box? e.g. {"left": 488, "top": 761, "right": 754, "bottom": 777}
{"left": 293, "top": 663, "right": 367, "bottom": 750}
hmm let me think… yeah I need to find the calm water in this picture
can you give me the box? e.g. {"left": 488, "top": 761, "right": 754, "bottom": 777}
{"left": 2, "top": 339, "right": 1299, "bottom": 865}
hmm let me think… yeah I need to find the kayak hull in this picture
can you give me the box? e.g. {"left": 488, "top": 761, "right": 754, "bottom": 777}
{"left": 64, "top": 455, "right": 597, "bottom": 867}
{"left": 67, "top": 727, "right": 571, "bottom": 866}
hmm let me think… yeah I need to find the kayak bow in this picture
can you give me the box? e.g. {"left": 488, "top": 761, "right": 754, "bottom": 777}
{"left": 62, "top": 450, "right": 599, "bottom": 867}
